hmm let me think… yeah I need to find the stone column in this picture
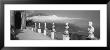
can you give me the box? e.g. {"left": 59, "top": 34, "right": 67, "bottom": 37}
{"left": 38, "top": 23, "right": 41, "bottom": 33}
{"left": 43, "top": 22, "right": 47, "bottom": 35}
{"left": 34, "top": 23, "right": 37, "bottom": 32}
{"left": 21, "top": 11, "right": 26, "bottom": 30}
{"left": 10, "top": 11, "right": 15, "bottom": 27}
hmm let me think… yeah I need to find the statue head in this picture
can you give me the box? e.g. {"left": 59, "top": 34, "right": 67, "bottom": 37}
{"left": 89, "top": 21, "right": 93, "bottom": 26}
{"left": 66, "top": 22, "right": 69, "bottom": 25}
{"left": 53, "top": 22, "right": 54, "bottom": 25}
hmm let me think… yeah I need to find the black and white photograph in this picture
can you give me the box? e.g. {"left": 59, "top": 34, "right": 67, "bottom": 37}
{"left": 4, "top": 4, "right": 107, "bottom": 47}
{"left": 10, "top": 10, "right": 100, "bottom": 40}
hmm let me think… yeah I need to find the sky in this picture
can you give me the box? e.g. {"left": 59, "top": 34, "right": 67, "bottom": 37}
{"left": 26, "top": 10, "right": 100, "bottom": 28}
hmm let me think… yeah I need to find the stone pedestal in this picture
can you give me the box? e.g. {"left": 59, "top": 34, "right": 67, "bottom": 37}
{"left": 51, "top": 32, "right": 54, "bottom": 40}
{"left": 63, "top": 35, "right": 70, "bottom": 40}
{"left": 31, "top": 28, "right": 34, "bottom": 31}
{"left": 43, "top": 30, "right": 46, "bottom": 35}
{"left": 38, "top": 29, "right": 41, "bottom": 33}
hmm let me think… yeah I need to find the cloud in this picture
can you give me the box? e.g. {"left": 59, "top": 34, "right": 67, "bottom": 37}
{"left": 26, "top": 15, "right": 82, "bottom": 24}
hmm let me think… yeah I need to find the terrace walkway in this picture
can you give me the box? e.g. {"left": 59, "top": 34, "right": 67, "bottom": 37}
{"left": 16, "top": 28, "right": 52, "bottom": 40}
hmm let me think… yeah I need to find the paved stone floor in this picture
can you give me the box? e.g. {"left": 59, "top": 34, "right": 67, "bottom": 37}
{"left": 16, "top": 28, "right": 52, "bottom": 40}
